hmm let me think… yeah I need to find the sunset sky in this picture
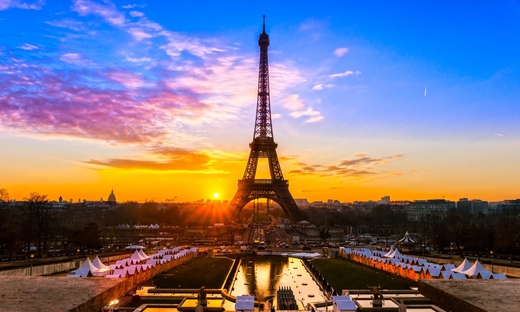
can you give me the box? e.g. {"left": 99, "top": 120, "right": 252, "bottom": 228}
{"left": 1, "top": 1, "right": 519, "bottom": 203}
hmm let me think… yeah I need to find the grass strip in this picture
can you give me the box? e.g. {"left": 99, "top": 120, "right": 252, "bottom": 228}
{"left": 154, "top": 257, "right": 234, "bottom": 289}
{"left": 311, "top": 258, "right": 417, "bottom": 290}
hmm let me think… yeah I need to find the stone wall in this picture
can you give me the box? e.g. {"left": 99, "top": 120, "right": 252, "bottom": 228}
{"left": 71, "top": 252, "right": 197, "bottom": 312}
{"left": 0, "top": 254, "right": 130, "bottom": 277}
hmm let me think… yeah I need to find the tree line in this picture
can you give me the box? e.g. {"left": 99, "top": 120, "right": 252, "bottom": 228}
{"left": 303, "top": 204, "right": 520, "bottom": 260}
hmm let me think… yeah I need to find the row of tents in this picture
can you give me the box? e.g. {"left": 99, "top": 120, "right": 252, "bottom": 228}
{"left": 67, "top": 246, "right": 198, "bottom": 278}
{"left": 340, "top": 246, "right": 507, "bottom": 281}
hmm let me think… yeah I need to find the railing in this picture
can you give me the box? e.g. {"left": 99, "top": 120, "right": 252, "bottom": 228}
{"left": 238, "top": 179, "right": 289, "bottom": 185}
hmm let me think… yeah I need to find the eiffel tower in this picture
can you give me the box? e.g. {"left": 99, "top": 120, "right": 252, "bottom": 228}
{"left": 229, "top": 17, "right": 303, "bottom": 222}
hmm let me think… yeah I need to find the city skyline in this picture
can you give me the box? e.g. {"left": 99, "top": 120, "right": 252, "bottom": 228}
{"left": 1, "top": 1, "right": 520, "bottom": 203}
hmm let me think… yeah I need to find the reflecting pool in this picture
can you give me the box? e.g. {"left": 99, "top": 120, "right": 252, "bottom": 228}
{"left": 230, "top": 256, "right": 325, "bottom": 309}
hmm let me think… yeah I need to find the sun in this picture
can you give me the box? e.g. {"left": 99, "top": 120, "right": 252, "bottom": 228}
{"left": 213, "top": 192, "right": 219, "bottom": 199}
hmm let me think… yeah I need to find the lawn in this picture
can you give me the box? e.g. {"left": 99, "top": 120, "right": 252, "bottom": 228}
{"left": 154, "top": 256, "right": 234, "bottom": 289}
{"left": 311, "top": 258, "right": 417, "bottom": 290}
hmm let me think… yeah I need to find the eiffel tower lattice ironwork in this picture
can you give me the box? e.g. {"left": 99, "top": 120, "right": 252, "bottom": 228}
{"left": 229, "top": 16, "right": 302, "bottom": 222}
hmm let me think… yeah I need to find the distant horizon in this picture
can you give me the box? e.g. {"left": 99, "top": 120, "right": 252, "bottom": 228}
{"left": 2, "top": 188, "right": 516, "bottom": 205}
{"left": 1, "top": 1, "right": 519, "bottom": 203}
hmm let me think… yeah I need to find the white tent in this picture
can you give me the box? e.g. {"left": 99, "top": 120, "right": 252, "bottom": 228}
{"left": 461, "top": 260, "right": 489, "bottom": 278}
{"left": 126, "top": 265, "right": 141, "bottom": 275}
{"left": 92, "top": 256, "right": 111, "bottom": 270}
{"left": 440, "top": 271, "right": 452, "bottom": 279}
{"left": 476, "top": 271, "right": 492, "bottom": 279}
{"left": 397, "top": 231, "right": 415, "bottom": 244}
{"left": 452, "top": 258, "right": 472, "bottom": 273}
{"left": 138, "top": 249, "right": 150, "bottom": 260}
{"left": 386, "top": 248, "right": 402, "bottom": 259}
{"left": 67, "top": 258, "right": 99, "bottom": 278}
{"left": 442, "top": 264, "right": 456, "bottom": 271}
{"left": 130, "top": 250, "right": 146, "bottom": 262}
{"left": 492, "top": 273, "right": 507, "bottom": 279}
{"left": 106, "top": 268, "right": 128, "bottom": 278}
{"left": 383, "top": 245, "right": 395, "bottom": 257}
{"left": 449, "top": 273, "right": 467, "bottom": 280}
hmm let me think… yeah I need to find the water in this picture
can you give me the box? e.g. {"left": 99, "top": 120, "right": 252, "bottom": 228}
{"left": 230, "top": 256, "right": 325, "bottom": 308}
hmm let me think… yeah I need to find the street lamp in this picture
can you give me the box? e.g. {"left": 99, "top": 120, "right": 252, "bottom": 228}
{"left": 450, "top": 246, "right": 453, "bottom": 263}
{"left": 76, "top": 248, "right": 81, "bottom": 268}
{"left": 490, "top": 250, "right": 494, "bottom": 272}
{"left": 30, "top": 254, "right": 34, "bottom": 276}
{"left": 421, "top": 243, "right": 425, "bottom": 258}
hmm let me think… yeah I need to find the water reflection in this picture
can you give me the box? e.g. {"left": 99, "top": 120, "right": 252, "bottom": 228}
{"left": 231, "top": 256, "right": 325, "bottom": 308}
{"left": 239, "top": 256, "right": 287, "bottom": 300}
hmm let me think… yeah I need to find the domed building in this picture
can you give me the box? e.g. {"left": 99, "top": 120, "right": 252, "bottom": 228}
{"left": 107, "top": 189, "right": 117, "bottom": 204}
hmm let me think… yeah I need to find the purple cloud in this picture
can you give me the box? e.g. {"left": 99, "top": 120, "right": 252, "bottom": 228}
{"left": 288, "top": 153, "right": 403, "bottom": 178}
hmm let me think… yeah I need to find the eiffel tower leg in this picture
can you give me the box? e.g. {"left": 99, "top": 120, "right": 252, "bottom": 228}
{"left": 228, "top": 187, "right": 252, "bottom": 222}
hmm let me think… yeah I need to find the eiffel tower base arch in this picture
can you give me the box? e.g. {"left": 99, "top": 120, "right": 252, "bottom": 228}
{"left": 229, "top": 180, "right": 303, "bottom": 223}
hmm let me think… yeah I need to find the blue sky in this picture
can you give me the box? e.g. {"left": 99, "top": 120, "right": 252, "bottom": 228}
{"left": 1, "top": 0, "right": 519, "bottom": 202}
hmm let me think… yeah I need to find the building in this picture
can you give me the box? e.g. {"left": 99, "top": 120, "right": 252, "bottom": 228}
{"left": 107, "top": 189, "right": 117, "bottom": 204}
{"left": 457, "top": 198, "right": 489, "bottom": 215}
{"left": 379, "top": 196, "right": 390, "bottom": 205}
{"left": 496, "top": 199, "right": 520, "bottom": 213}
{"left": 405, "top": 199, "right": 456, "bottom": 221}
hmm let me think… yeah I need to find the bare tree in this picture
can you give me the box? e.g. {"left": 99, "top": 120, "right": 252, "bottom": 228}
{"left": 21, "top": 193, "right": 56, "bottom": 256}
{"left": 0, "top": 188, "right": 8, "bottom": 204}
{"left": 0, "top": 189, "right": 18, "bottom": 259}
{"left": 494, "top": 209, "right": 520, "bottom": 262}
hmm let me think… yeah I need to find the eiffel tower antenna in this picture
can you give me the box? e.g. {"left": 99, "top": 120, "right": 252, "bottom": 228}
{"left": 228, "top": 16, "right": 302, "bottom": 222}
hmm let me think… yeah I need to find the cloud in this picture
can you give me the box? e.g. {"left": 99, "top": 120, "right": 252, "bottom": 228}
{"left": 124, "top": 56, "right": 152, "bottom": 64}
{"left": 334, "top": 47, "right": 349, "bottom": 57}
{"left": 0, "top": 58, "right": 213, "bottom": 144}
{"left": 72, "top": 0, "right": 126, "bottom": 26}
{"left": 105, "top": 70, "right": 146, "bottom": 88}
{"left": 129, "top": 10, "right": 143, "bottom": 17}
{"left": 282, "top": 94, "right": 324, "bottom": 123}
{"left": 305, "top": 115, "right": 325, "bottom": 123}
{"left": 128, "top": 27, "right": 153, "bottom": 41}
{"left": 20, "top": 43, "right": 38, "bottom": 50}
{"left": 0, "top": 0, "right": 43, "bottom": 11}
{"left": 0, "top": 0, "right": 309, "bottom": 154}
{"left": 329, "top": 70, "right": 361, "bottom": 79}
{"left": 86, "top": 148, "right": 213, "bottom": 171}
{"left": 282, "top": 94, "right": 305, "bottom": 111}
{"left": 288, "top": 153, "right": 404, "bottom": 178}
{"left": 60, "top": 53, "right": 96, "bottom": 67}
{"left": 312, "top": 83, "right": 334, "bottom": 91}
{"left": 290, "top": 108, "right": 322, "bottom": 118}
{"left": 46, "top": 19, "right": 86, "bottom": 32}
{"left": 122, "top": 4, "right": 137, "bottom": 9}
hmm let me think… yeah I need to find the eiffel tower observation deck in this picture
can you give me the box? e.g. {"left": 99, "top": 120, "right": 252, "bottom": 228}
{"left": 228, "top": 16, "right": 303, "bottom": 222}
